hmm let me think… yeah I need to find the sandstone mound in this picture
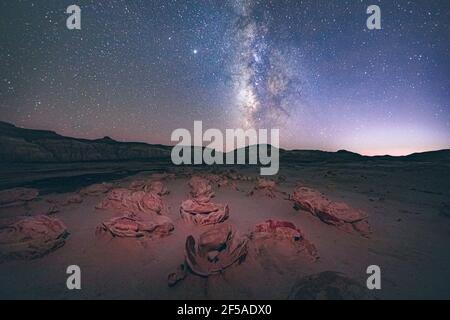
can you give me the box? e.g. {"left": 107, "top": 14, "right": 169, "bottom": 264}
{"left": 96, "top": 212, "right": 174, "bottom": 238}
{"left": 62, "top": 193, "right": 83, "bottom": 206}
{"left": 291, "top": 186, "right": 370, "bottom": 237}
{"left": 203, "top": 174, "right": 231, "bottom": 188}
{"left": 0, "top": 188, "right": 39, "bottom": 207}
{"left": 180, "top": 199, "right": 229, "bottom": 225}
{"left": 151, "top": 172, "right": 176, "bottom": 180}
{"left": 188, "top": 176, "right": 215, "bottom": 202}
{"left": 202, "top": 171, "right": 251, "bottom": 190}
{"left": 96, "top": 188, "right": 167, "bottom": 215}
{"left": 222, "top": 169, "right": 253, "bottom": 182}
{"left": 184, "top": 224, "right": 248, "bottom": 277}
{"left": 248, "top": 178, "right": 280, "bottom": 198}
{"left": 129, "top": 179, "right": 169, "bottom": 196}
{"left": 252, "top": 219, "right": 319, "bottom": 260}
{"left": 0, "top": 215, "right": 69, "bottom": 260}
{"left": 79, "top": 182, "right": 113, "bottom": 196}
{"left": 168, "top": 264, "right": 188, "bottom": 287}
{"left": 288, "top": 271, "right": 371, "bottom": 300}
{"left": 180, "top": 176, "right": 229, "bottom": 225}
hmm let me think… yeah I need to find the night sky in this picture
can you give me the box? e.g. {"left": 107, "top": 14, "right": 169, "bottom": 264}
{"left": 1, "top": 0, "right": 449, "bottom": 156}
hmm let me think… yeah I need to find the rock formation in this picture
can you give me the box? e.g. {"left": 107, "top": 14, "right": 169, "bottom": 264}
{"left": 96, "top": 212, "right": 174, "bottom": 238}
{"left": 96, "top": 188, "right": 168, "bottom": 215}
{"left": 129, "top": 179, "right": 169, "bottom": 196}
{"left": 0, "top": 188, "right": 39, "bottom": 207}
{"left": 291, "top": 186, "right": 370, "bottom": 237}
{"left": 79, "top": 182, "right": 114, "bottom": 196}
{"left": 288, "top": 271, "right": 371, "bottom": 300}
{"left": 0, "top": 215, "right": 69, "bottom": 260}
{"left": 188, "top": 176, "right": 215, "bottom": 202}
{"left": 62, "top": 193, "right": 83, "bottom": 206}
{"left": 252, "top": 219, "right": 319, "bottom": 260}
{"left": 180, "top": 176, "right": 229, "bottom": 225}
{"left": 180, "top": 199, "right": 229, "bottom": 226}
{"left": 184, "top": 224, "right": 248, "bottom": 277}
{"left": 248, "top": 178, "right": 281, "bottom": 198}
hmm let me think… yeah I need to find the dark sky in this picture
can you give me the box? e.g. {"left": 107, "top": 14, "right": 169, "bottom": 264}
{"left": 1, "top": 0, "right": 449, "bottom": 155}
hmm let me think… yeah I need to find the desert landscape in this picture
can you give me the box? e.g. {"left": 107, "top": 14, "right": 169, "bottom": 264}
{"left": 1, "top": 0, "right": 449, "bottom": 302}
{"left": 1, "top": 122, "right": 449, "bottom": 300}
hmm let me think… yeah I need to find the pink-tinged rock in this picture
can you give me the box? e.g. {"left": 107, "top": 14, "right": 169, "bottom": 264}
{"left": 145, "top": 181, "right": 169, "bottom": 196}
{"left": 223, "top": 169, "right": 251, "bottom": 181}
{"left": 129, "top": 180, "right": 169, "bottom": 196}
{"left": 188, "top": 176, "right": 215, "bottom": 202}
{"left": 62, "top": 193, "right": 83, "bottom": 206}
{"left": 184, "top": 224, "right": 247, "bottom": 277}
{"left": 288, "top": 271, "right": 373, "bottom": 300}
{"left": 139, "top": 191, "right": 167, "bottom": 214}
{"left": 79, "top": 182, "right": 114, "bottom": 196}
{"left": 62, "top": 193, "right": 83, "bottom": 207}
{"left": 0, "top": 188, "right": 39, "bottom": 207}
{"left": 180, "top": 199, "right": 229, "bottom": 226}
{"left": 252, "top": 219, "right": 319, "bottom": 260}
{"left": 291, "top": 186, "right": 370, "bottom": 237}
{"left": 248, "top": 178, "right": 278, "bottom": 198}
{"left": 0, "top": 215, "right": 69, "bottom": 260}
{"left": 129, "top": 180, "right": 146, "bottom": 190}
{"left": 203, "top": 173, "right": 240, "bottom": 190}
{"left": 149, "top": 172, "right": 175, "bottom": 181}
{"left": 96, "top": 188, "right": 167, "bottom": 215}
{"left": 96, "top": 212, "right": 174, "bottom": 238}
{"left": 41, "top": 204, "right": 60, "bottom": 215}
{"left": 167, "top": 264, "right": 188, "bottom": 287}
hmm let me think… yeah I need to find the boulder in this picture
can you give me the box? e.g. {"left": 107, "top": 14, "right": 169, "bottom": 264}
{"left": 180, "top": 199, "right": 229, "bottom": 226}
{"left": 248, "top": 178, "right": 278, "bottom": 198}
{"left": 96, "top": 212, "right": 174, "bottom": 238}
{"left": 291, "top": 186, "right": 370, "bottom": 237}
{"left": 180, "top": 175, "right": 230, "bottom": 225}
{"left": 129, "top": 180, "right": 169, "bottom": 195}
{"left": 62, "top": 193, "right": 83, "bottom": 206}
{"left": 149, "top": 172, "right": 175, "bottom": 181}
{"left": 252, "top": 219, "right": 318, "bottom": 260}
{"left": 188, "top": 176, "right": 215, "bottom": 202}
{"left": 168, "top": 264, "right": 188, "bottom": 287}
{"left": 0, "top": 188, "right": 39, "bottom": 207}
{"left": 0, "top": 215, "right": 69, "bottom": 260}
{"left": 79, "top": 183, "right": 113, "bottom": 196}
{"left": 145, "top": 181, "right": 169, "bottom": 195}
{"left": 184, "top": 224, "right": 247, "bottom": 277}
{"left": 202, "top": 173, "right": 240, "bottom": 190}
{"left": 288, "top": 271, "right": 371, "bottom": 300}
{"left": 96, "top": 188, "right": 167, "bottom": 215}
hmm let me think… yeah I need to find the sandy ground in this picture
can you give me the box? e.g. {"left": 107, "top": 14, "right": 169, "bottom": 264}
{"left": 0, "top": 160, "right": 449, "bottom": 300}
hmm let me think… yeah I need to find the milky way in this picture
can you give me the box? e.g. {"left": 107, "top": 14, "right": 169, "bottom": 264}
{"left": 0, "top": 0, "right": 449, "bottom": 155}
{"left": 229, "top": 0, "right": 304, "bottom": 129}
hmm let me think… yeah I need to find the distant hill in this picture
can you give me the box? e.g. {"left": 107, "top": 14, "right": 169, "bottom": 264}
{"left": 0, "top": 121, "right": 171, "bottom": 162}
{"left": 0, "top": 121, "right": 448, "bottom": 164}
{"left": 399, "top": 149, "right": 450, "bottom": 162}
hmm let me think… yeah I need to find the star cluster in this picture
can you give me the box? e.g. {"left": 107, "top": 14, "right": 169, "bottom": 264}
{"left": 0, "top": 0, "right": 449, "bottom": 155}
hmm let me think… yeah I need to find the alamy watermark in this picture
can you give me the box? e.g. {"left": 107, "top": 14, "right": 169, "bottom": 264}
{"left": 66, "top": 4, "right": 381, "bottom": 32}
{"left": 366, "top": 265, "right": 381, "bottom": 290}
{"left": 171, "top": 121, "right": 279, "bottom": 175}
{"left": 66, "top": 5, "right": 81, "bottom": 30}
{"left": 66, "top": 265, "right": 81, "bottom": 290}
